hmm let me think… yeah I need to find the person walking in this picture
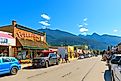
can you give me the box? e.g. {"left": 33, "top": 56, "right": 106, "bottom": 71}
{"left": 65, "top": 54, "right": 70, "bottom": 63}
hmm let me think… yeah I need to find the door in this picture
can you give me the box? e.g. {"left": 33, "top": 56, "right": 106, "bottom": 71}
{"left": 0, "top": 59, "right": 3, "bottom": 74}
{"left": 49, "top": 54, "right": 57, "bottom": 65}
{"left": 1, "top": 58, "right": 11, "bottom": 73}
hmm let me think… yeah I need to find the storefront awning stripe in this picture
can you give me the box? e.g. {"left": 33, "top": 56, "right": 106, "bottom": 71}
{"left": 23, "top": 46, "right": 48, "bottom": 50}
{"left": 17, "top": 38, "right": 48, "bottom": 50}
{"left": 0, "top": 33, "right": 13, "bottom": 39}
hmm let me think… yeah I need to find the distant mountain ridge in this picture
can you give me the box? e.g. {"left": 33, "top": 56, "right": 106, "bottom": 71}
{"left": 38, "top": 29, "right": 88, "bottom": 46}
{"left": 38, "top": 28, "right": 121, "bottom": 50}
{"left": 79, "top": 33, "right": 121, "bottom": 46}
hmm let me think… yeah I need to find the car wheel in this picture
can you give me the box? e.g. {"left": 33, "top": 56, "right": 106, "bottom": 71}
{"left": 45, "top": 61, "right": 49, "bottom": 68}
{"left": 10, "top": 67, "right": 18, "bottom": 75}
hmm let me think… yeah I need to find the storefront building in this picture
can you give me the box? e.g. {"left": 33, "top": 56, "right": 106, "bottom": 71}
{"left": 0, "top": 21, "right": 48, "bottom": 59}
{"left": 0, "top": 31, "right": 16, "bottom": 57}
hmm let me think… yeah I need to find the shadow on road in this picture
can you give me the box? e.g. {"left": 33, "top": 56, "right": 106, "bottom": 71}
{"left": 104, "top": 70, "right": 111, "bottom": 81}
{"left": 22, "top": 66, "right": 43, "bottom": 69}
{"left": 22, "top": 64, "right": 56, "bottom": 69}
{"left": 0, "top": 74, "right": 12, "bottom": 78}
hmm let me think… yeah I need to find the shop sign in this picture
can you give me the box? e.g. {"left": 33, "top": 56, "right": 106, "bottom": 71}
{"left": 0, "top": 37, "right": 16, "bottom": 46}
{"left": 16, "top": 29, "right": 41, "bottom": 41}
{"left": 0, "top": 38, "right": 8, "bottom": 44}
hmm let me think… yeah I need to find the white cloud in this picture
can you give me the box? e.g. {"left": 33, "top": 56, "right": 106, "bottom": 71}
{"left": 39, "top": 21, "right": 50, "bottom": 26}
{"left": 113, "top": 29, "right": 118, "bottom": 33}
{"left": 41, "top": 14, "right": 50, "bottom": 20}
{"left": 83, "top": 18, "right": 88, "bottom": 22}
{"left": 78, "top": 24, "right": 83, "bottom": 27}
{"left": 80, "top": 27, "right": 88, "bottom": 33}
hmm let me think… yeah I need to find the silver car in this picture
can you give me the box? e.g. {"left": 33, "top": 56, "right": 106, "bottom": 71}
{"left": 110, "top": 54, "right": 121, "bottom": 81}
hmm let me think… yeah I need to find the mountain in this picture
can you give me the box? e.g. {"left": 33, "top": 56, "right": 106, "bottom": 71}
{"left": 101, "top": 34, "right": 121, "bottom": 45}
{"left": 79, "top": 33, "right": 121, "bottom": 45}
{"left": 38, "top": 28, "right": 88, "bottom": 46}
{"left": 79, "top": 33, "right": 121, "bottom": 50}
{"left": 79, "top": 33, "right": 109, "bottom": 50}
{"left": 38, "top": 29, "right": 121, "bottom": 50}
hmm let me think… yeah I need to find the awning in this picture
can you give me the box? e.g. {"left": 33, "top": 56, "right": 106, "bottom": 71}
{"left": 0, "top": 32, "right": 16, "bottom": 46}
{"left": 17, "top": 38, "right": 48, "bottom": 50}
{"left": 23, "top": 46, "right": 48, "bottom": 50}
{"left": 0, "top": 33, "right": 13, "bottom": 39}
{"left": 41, "top": 50, "right": 54, "bottom": 53}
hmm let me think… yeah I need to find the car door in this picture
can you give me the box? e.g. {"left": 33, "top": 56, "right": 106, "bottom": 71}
{"left": 113, "top": 65, "right": 121, "bottom": 81}
{"left": 49, "top": 54, "right": 56, "bottom": 65}
{"left": 51, "top": 54, "right": 57, "bottom": 64}
{"left": 1, "top": 58, "right": 11, "bottom": 73}
{"left": 53, "top": 54, "right": 57, "bottom": 63}
{"left": 49, "top": 54, "right": 53, "bottom": 65}
{"left": 0, "top": 58, "right": 3, "bottom": 74}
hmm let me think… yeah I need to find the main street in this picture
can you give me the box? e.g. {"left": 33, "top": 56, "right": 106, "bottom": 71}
{"left": 0, "top": 56, "right": 111, "bottom": 81}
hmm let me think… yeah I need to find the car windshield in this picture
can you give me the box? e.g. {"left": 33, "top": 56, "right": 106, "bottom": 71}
{"left": 114, "top": 56, "right": 121, "bottom": 61}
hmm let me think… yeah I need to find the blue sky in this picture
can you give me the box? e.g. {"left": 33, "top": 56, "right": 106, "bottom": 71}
{"left": 0, "top": 0, "right": 121, "bottom": 36}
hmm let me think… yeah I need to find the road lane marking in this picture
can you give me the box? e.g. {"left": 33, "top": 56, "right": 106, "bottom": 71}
{"left": 61, "top": 72, "right": 72, "bottom": 78}
{"left": 81, "top": 60, "right": 97, "bottom": 81}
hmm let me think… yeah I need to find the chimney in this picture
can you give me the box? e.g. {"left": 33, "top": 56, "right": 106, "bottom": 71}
{"left": 12, "top": 20, "right": 17, "bottom": 26}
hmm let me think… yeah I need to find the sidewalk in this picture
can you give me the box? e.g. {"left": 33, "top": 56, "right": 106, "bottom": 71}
{"left": 21, "top": 63, "right": 32, "bottom": 69}
{"left": 21, "top": 58, "right": 78, "bottom": 69}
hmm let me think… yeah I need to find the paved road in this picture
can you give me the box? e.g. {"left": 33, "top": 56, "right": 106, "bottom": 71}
{"left": 0, "top": 56, "right": 110, "bottom": 81}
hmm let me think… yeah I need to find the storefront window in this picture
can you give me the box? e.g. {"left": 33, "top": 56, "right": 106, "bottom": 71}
{"left": 17, "top": 50, "right": 27, "bottom": 60}
{"left": 17, "top": 50, "right": 34, "bottom": 60}
{"left": 0, "top": 47, "right": 8, "bottom": 57}
{"left": 0, "top": 52, "right": 8, "bottom": 57}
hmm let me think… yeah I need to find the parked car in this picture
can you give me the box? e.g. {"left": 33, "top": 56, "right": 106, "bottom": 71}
{"left": 78, "top": 54, "right": 85, "bottom": 59}
{"left": 84, "top": 54, "right": 90, "bottom": 58}
{"left": 107, "top": 54, "right": 121, "bottom": 81}
{"left": 108, "top": 54, "right": 121, "bottom": 70}
{"left": 0, "top": 57, "right": 21, "bottom": 75}
{"left": 111, "top": 57, "right": 121, "bottom": 81}
{"left": 32, "top": 53, "right": 59, "bottom": 68}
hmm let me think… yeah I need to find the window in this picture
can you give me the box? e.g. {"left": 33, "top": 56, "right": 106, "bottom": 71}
{"left": 114, "top": 56, "right": 121, "bottom": 61}
{"left": 50, "top": 54, "right": 56, "bottom": 58}
{"left": 11, "top": 58, "right": 16, "bottom": 62}
{"left": 2, "top": 58, "right": 11, "bottom": 62}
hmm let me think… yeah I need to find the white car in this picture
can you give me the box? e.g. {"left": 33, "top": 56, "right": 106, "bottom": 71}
{"left": 108, "top": 54, "right": 121, "bottom": 70}
{"left": 111, "top": 58, "right": 121, "bottom": 81}
{"left": 78, "top": 55, "right": 85, "bottom": 59}
{"left": 110, "top": 54, "right": 121, "bottom": 81}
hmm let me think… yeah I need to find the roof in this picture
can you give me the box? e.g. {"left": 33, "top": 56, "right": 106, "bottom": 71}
{"left": 0, "top": 25, "right": 12, "bottom": 28}
{"left": 113, "top": 54, "right": 121, "bottom": 56}
{"left": 16, "top": 24, "right": 45, "bottom": 36}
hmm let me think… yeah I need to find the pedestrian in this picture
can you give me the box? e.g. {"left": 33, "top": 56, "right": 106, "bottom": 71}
{"left": 65, "top": 54, "right": 70, "bottom": 63}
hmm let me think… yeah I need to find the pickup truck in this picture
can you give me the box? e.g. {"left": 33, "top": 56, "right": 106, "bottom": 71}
{"left": 32, "top": 53, "right": 59, "bottom": 68}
